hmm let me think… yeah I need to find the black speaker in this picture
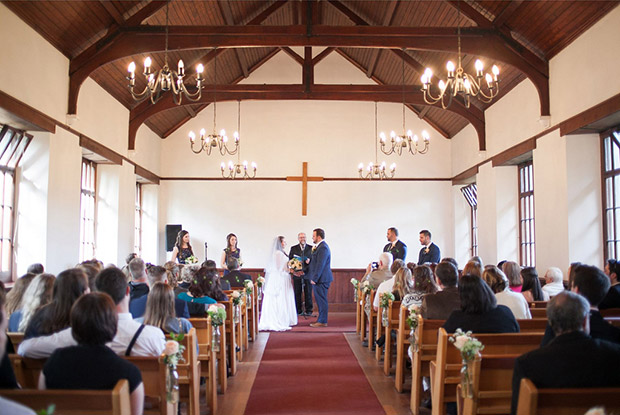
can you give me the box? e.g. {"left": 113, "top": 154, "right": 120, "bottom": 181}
{"left": 165, "top": 224, "right": 182, "bottom": 252}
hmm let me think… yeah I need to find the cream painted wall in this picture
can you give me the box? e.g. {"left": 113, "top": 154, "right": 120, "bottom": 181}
{"left": 45, "top": 129, "right": 82, "bottom": 273}
{"left": 550, "top": 4, "right": 620, "bottom": 123}
{"left": 451, "top": 124, "right": 485, "bottom": 177}
{"left": 158, "top": 180, "right": 453, "bottom": 268}
{"left": 141, "top": 184, "right": 159, "bottom": 264}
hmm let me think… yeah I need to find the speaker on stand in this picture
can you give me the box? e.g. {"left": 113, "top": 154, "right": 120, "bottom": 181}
{"left": 165, "top": 224, "right": 182, "bottom": 252}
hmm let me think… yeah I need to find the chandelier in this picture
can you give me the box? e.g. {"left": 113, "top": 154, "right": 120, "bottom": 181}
{"left": 380, "top": 52, "right": 430, "bottom": 156}
{"left": 358, "top": 102, "right": 396, "bottom": 180}
{"left": 126, "top": 1, "right": 204, "bottom": 105}
{"left": 221, "top": 101, "right": 257, "bottom": 179}
{"left": 188, "top": 53, "right": 239, "bottom": 156}
{"left": 420, "top": 0, "right": 500, "bottom": 109}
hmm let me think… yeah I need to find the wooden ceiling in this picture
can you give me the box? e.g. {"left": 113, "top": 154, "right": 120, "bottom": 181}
{"left": 3, "top": 0, "right": 618, "bottom": 150}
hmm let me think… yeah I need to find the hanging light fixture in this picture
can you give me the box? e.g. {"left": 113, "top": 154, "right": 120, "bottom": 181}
{"left": 420, "top": 0, "right": 500, "bottom": 109}
{"left": 221, "top": 101, "right": 257, "bottom": 179}
{"left": 380, "top": 51, "right": 430, "bottom": 156}
{"left": 126, "top": 0, "right": 204, "bottom": 104}
{"left": 188, "top": 51, "right": 239, "bottom": 156}
{"left": 358, "top": 102, "right": 396, "bottom": 180}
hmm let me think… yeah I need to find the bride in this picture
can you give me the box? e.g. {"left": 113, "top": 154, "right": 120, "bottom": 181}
{"left": 258, "top": 236, "right": 298, "bottom": 331}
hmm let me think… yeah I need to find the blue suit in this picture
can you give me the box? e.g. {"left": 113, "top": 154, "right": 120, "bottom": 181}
{"left": 308, "top": 240, "right": 333, "bottom": 324}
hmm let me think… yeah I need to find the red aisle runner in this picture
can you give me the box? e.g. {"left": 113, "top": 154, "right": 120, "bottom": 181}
{"left": 243, "top": 331, "right": 385, "bottom": 415}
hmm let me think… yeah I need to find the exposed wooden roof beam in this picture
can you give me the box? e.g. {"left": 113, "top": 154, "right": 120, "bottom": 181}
{"left": 280, "top": 47, "right": 304, "bottom": 65}
{"left": 492, "top": 0, "right": 525, "bottom": 28}
{"left": 364, "top": 1, "right": 399, "bottom": 78}
{"left": 312, "top": 47, "right": 335, "bottom": 65}
{"left": 218, "top": 0, "right": 249, "bottom": 78}
{"left": 418, "top": 105, "right": 431, "bottom": 120}
{"left": 185, "top": 105, "right": 197, "bottom": 118}
{"left": 327, "top": 0, "right": 368, "bottom": 26}
{"left": 124, "top": 1, "right": 168, "bottom": 26}
{"left": 99, "top": 1, "right": 125, "bottom": 26}
{"left": 446, "top": 0, "right": 493, "bottom": 29}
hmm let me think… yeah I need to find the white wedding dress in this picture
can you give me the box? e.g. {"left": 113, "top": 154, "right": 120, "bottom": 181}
{"left": 258, "top": 245, "right": 298, "bottom": 332}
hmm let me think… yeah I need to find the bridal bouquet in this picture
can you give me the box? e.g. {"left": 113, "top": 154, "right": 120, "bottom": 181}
{"left": 288, "top": 257, "right": 303, "bottom": 271}
{"left": 185, "top": 255, "right": 198, "bottom": 264}
{"left": 207, "top": 304, "right": 226, "bottom": 326}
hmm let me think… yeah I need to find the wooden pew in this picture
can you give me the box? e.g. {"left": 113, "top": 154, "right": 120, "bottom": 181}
{"left": 408, "top": 316, "right": 445, "bottom": 413}
{"left": 516, "top": 319, "right": 547, "bottom": 333}
{"left": 381, "top": 299, "right": 402, "bottom": 373}
{"left": 188, "top": 318, "right": 217, "bottom": 413}
{"left": 458, "top": 353, "right": 519, "bottom": 415}
{"left": 124, "top": 355, "right": 174, "bottom": 415}
{"left": 363, "top": 289, "right": 377, "bottom": 349}
{"left": 7, "top": 332, "right": 25, "bottom": 351}
{"left": 246, "top": 287, "right": 258, "bottom": 342}
{"left": 359, "top": 289, "right": 368, "bottom": 342}
{"left": 0, "top": 379, "right": 131, "bottom": 415}
{"left": 516, "top": 378, "right": 620, "bottom": 415}
{"left": 355, "top": 285, "right": 362, "bottom": 335}
{"left": 606, "top": 317, "right": 620, "bottom": 328}
{"left": 529, "top": 308, "right": 547, "bottom": 319}
{"left": 224, "top": 290, "right": 246, "bottom": 361}
{"left": 600, "top": 307, "right": 620, "bottom": 317}
{"left": 9, "top": 355, "right": 46, "bottom": 388}
{"left": 166, "top": 328, "right": 200, "bottom": 415}
{"left": 218, "top": 299, "right": 238, "bottom": 376}
{"left": 529, "top": 301, "right": 548, "bottom": 309}
{"left": 430, "top": 329, "right": 544, "bottom": 415}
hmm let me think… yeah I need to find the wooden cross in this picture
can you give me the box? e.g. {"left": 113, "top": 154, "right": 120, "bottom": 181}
{"left": 286, "top": 162, "right": 323, "bottom": 216}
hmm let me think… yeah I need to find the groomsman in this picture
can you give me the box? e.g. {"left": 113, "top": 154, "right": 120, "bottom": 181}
{"left": 308, "top": 228, "right": 333, "bottom": 328}
{"left": 383, "top": 227, "right": 407, "bottom": 261}
{"left": 289, "top": 232, "right": 313, "bottom": 316}
{"left": 418, "top": 229, "right": 441, "bottom": 264}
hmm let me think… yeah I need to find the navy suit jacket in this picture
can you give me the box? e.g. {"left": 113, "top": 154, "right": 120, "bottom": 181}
{"left": 383, "top": 240, "right": 407, "bottom": 261}
{"left": 418, "top": 242, "right": 441, "bottom": 264}
{"left": 309, "top": 241, "right": 333, "bottom": 285}
{"left": 129, "top": 294, "right": 190, "bottom": 319}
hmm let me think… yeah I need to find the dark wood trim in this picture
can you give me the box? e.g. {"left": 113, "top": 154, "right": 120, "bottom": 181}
{"left": 491, "top": 137, "right": 537, "bottom": 167}
{"left": 0, "top": 90, "right": 56, "bottom": 133}
{"left": 452, "top": 163, "right": 483, "bottom": 185}
{"left": 135, "top": 164, "right": 160, "bottom": 185}
{"left": 601, "top": 134, "right": 610, "bottom": 261}
{"left": 79, "top": 134, "right": 124, "bottom": 165}
{"left": 280, "top": 47, "right": 304, "bottom": 65}
{"left": 159, "top": 176, "right": 453, "bottom": 182}
{"left": 559, "top": 92, "right": 620, "bottom": 137}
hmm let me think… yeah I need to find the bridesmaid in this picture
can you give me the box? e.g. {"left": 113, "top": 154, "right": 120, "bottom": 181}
{"left": 171, "top": 230, "right": 194, "bottom": 264}
{"left": 220, "top": 233, "right": 242, "bottom": 275}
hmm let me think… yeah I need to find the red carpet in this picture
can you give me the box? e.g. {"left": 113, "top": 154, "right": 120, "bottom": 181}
{"left": 291, "top": 311, "right": 356, "bottom": 333}
{"left": 244, "top": 329, "right": 384, "bottom": 415}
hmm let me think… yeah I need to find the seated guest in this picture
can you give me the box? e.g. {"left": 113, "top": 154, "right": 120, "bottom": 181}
{"left": 122, "top": 253, "right": 138, "bottom": 281}
{"left": 541, "top": 267, "right": 565, "bottom": 298}
{"left": 361, "top": 252, "right": 393, "bottom": 289}
{"left": 128, "top": 257, "right": 149, "bottom": 301}
{"left": 469, "top": 256, "right": 483, "bottom": 268}
{"left": 521, "top": 267, "right": 549, "bottom": 302}
{"left": 5, "top": 273, "right": 35, "bottom": 316}
{"left": 177, "top": 268, "right": 221, "bottom": 311}
{"left": 175, "top": 265, "right": 206, "bottom": 316}
{"left": 372, "top": 259, "right": 405, "bottom": 311}
{"left": 222, "top": 258, "right": 252, "bottom": 289}
{"left": 482, "top": 266, "right": 531, "bottom": 319}
{"left": 129, "top": 265, "right": 189, "bottom": 319}
{"left": 24, "top": 268, "right": 89, "bottom": 339}
{"left": 26, "top": 263, "right": 44, "bottom": 275}
{"left": 599, "top": 258, "right": 620, "bottom": 309}
{"left": 440, "top": 257, "right": 459, "bottom": 269}
{"left": 403, "top": 264, "right": 438, "bottom": 308}
{"left": 502, "top": 261, "right": 523, "bottom": 293}
{"left": 18, "top": 267, "right": 166, "bottom": 358}
{"left": 510, "top": 291, "right": 620, "bottom": 415}
{"left": 567, "top": 261, "right": 582, "bottom": 290}
{"left": 137, "top": 283, "right": 192, "bottom": 334}
{"left": 164, "top": 261, "right": 180, "bottom": 289}
{"left": 462, "top": 260, "right": 482, "bottom": 278}
{"left": 203, "top": 259, "right": 231, "bottom": 290}
{"left": 541, "top": 264, "right": 620, "bottom": 346}
{"left": 0, "top": 281, "right": 35, "bottom": 413}
{"left": 443, "top": 274, "right": 520, "bottom": 334}
{"left": 40, "top": 293, "right": 144, "bottom": 415}
{"left": 9, "top": 273, "right": 55, "bottom": 332}
{"left": 420, "top": 262, "right": 460, "bottom": 320}
{"left": 391, "top": 265, "right": 413, "bottom": 302}
{"left": 78, "top": 260, "right": 102, "bottom": 293}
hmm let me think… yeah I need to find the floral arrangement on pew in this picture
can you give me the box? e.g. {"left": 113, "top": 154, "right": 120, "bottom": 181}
{"left": 379, "top": 292, "right": 395, "bottom": 327}
{"left": 207, "top": 304, "right": 226, "bottom": 352}
{"left": 36, "top": 405, "right": 55, "bottom": 415}
{"left": 244, "top": 280, "right": 253, "bottom": 308}
{"left": 231, "top": 290, "right": 243, "bottom": 323}
{"left": 449, "top": 329, "right": 484, "bottom": 399}
{"left": 185, "top": 255, "right": 198, "bottom": 264}
{"left": 350, "top": 278, "right": 360, "bottom": 301}
{"left": 163, "top": 332, "right": 186, "bottom": 403}
{"left": 256, "top": 275, "right": 266, "bottom": 299}
{"left": 406, "top": 305, "right": 421, "bottom": 352}
{"left": 361, "top": 281, "right": 374, "bottom": 316}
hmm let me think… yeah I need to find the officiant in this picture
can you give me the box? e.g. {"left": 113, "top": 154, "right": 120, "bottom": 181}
{"left": 289, "top": 232, "right": 313, "bottom": 316}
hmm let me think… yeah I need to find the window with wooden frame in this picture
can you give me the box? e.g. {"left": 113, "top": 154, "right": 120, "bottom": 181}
{"left": 601, "top": 128, "right": 620, "bottom": 261}
{"left": 461, "top": 183, "right": 478, "bottom": 257}
{"left": 518, "top": 161, "right": 535, "bottom": 266}
{"left": 80, "top": 159, "right": 96, "bottom": 262}
{"left": 134, "top": 183, "right": 142, "bottom": 256}
{"left": 0, "top": 125, "right": 32, "bottom": 279}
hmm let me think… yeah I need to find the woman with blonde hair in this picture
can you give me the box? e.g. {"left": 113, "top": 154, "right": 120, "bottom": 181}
{"left": 163, "top": 261, "right": 180, "bottom": 289}
{"left": 9, "top": 274, "right": 55, "bottom": 332}
{"left": 392, "top": 266, "right": 413, "bottom": 301}
{"left": 139, "top": 283, "right": 192, "bottom": 334}
{"left": 5, "top": 273, "right": 35, "bottom": 316}
{"left": 482, "top": 265, "right": 531, "bottom": 319}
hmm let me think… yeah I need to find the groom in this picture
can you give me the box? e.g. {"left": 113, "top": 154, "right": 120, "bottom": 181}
{"left": 308, "top": 228, "right": 333, "bottom": 327}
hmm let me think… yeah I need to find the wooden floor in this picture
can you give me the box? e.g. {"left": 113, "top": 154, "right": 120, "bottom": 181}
{"left": 193, "top": 325, "right": 422, "bottom": 415}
